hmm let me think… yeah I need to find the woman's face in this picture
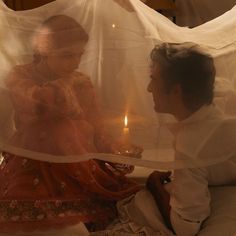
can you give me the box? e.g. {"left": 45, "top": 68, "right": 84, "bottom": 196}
{"left": 45, "top": 43, "right": 85, "bottom": 77}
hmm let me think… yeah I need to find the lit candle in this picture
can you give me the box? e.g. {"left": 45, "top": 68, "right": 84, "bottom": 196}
{"left": 123, "top": 115, "right": 130, "bottom": 137}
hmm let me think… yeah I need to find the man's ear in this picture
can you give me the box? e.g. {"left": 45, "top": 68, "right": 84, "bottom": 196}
{"left": 172, "top": 84, "right": 182, "bottom": 96}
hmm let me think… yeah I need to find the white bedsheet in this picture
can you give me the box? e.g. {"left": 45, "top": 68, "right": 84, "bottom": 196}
{"left": 199, "top": 186, "right": 236, "bottom": 236}
{"left": 128, "top": 167, "right": 236, "bottom": 236}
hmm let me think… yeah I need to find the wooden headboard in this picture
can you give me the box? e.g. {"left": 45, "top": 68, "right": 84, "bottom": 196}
{"left": 3, "top": 0, "right": 55, "bottom": 10}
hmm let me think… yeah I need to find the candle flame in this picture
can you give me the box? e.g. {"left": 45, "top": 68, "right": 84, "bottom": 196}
{"left": 124, "top": 115, "right": 128, "bottom": 127}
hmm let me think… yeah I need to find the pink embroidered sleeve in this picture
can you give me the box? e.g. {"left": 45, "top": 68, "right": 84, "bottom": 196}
{"left": 5, "top": 66, "right": 42, "bottom": 118}
{"left": 75, "top": 76, "right": 113, "bottom": 153}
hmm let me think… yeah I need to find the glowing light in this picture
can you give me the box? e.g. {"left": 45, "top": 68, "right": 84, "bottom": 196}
{"left": 112, "top": 24, "right": 116, "bottom": 28}
{"left": 0, "top": 154, "right": 4, "bottom": 165}
{"left": 123, "top": 115, "right": 130, "bottom": 138}
{"left": 124, "top": 115, "right": 128, "bottom": 127}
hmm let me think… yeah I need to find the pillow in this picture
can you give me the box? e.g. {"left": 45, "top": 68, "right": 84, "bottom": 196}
{"left": 199, "top": 186, "right": 236, "bottom": 236}
{"left": 129, "top": 168, "right": 236, "bottom": 235}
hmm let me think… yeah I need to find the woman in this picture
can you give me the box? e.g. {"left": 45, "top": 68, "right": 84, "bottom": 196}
{"left": 0, "top": 15, "right": 140, "bottom": 233}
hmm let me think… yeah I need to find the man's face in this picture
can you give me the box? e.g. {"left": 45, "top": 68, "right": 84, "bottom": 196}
{"left": 147, "top": 63, "right": 172, "bottom": 113}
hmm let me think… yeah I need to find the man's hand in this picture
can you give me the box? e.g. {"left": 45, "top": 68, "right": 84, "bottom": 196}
{"left": 146, "top": 171, "right": 173, "bottom": 232}
{"left": 146, "top": 171, "right": 172, "bottom": 192}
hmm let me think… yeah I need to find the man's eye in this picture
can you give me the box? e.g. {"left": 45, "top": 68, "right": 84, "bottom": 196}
{"left": 150, "top": 76, "right": 156, "bottom": 81}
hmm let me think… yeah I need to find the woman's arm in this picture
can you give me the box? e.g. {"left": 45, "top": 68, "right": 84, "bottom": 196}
{"left": 75, "top": 76, "right": 113, "bottom": 152}
{"left": 5, "top": 67, "right": 42, "bottom": 115}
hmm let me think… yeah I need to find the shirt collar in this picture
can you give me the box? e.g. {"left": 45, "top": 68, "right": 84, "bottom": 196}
{"left": 181, "top": 104, "right": 219, "bottom": 124}
{"left": 168, "top": 104, "right": 222, "bottom": 135}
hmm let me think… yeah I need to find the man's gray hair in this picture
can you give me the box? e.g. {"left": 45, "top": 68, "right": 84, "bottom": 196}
{"left": 150, "top": 42, "right": 216, "bottom": 111}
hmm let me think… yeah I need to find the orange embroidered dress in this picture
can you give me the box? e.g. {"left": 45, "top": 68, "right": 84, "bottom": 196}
{"left": 0, "top": 63, "right": 140, "bottom": 233}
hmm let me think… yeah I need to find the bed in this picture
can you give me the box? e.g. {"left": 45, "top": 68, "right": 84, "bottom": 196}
{"left": 129, "top": 167, "right": 236, "bottom": 236}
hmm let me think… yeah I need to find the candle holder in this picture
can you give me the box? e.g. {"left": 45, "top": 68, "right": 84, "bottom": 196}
{"left": 106, "top": 115, "right": 143, "bottom": 175}
{"left": 114, "top": 146, "right": 142, "bottom": 158}
{"left": 114, "top": 115, "right": 142, "bottom": 158}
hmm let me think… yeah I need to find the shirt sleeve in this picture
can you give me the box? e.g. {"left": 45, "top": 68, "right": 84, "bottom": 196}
{"left": 165, "top": 167, "right": 211, "bottom": 236}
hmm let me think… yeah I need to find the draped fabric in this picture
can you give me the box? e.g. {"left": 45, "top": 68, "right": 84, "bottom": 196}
{"left": 0, "top": 0, "right": 236, "bottom": 233}
{"left": 0, "top": 0, "right": 236, "bottom": 169}
{"left": 176, "top": 0, "right": 236, "bottom": 27}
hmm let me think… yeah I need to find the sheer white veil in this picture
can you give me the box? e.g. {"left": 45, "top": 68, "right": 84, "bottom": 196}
{"left": 0, "top": 0, "right": 236, "bottom": 170}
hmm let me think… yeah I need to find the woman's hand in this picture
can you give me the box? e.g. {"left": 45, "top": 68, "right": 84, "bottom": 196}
{"left": 33, "top": 86, "right": 55, "bottom": 105}
{"left": 108, "top": 162, "right": 135, "bottom": 175}
{"left": 108, "top": 141, "right": 143, "bottom": 175}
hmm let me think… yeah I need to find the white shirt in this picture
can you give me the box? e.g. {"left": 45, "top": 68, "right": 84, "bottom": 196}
{"left": 165, "top": 105, "right": 236, "bottom": 236}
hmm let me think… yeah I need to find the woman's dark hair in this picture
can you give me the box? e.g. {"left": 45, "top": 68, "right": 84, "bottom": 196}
{"left": 41, "top": 15, "right": 89, "bottom": 43}
{"left": 150, "top": 42, "right": 216, "bottom": 111}
{"left": 33, "top": 15, "right": 88, "bottom": 62}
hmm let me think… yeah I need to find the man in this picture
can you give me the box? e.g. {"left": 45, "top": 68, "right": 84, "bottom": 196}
{"left": 146, "top": 42, "right": 236, "bottom": 236}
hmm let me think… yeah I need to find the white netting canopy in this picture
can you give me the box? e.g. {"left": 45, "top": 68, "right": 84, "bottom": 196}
{"left": 0, "top": 0, "right": 235, "bottom": 170}
{"left": 0, "top": 0, "right": 236, "bottom": 234}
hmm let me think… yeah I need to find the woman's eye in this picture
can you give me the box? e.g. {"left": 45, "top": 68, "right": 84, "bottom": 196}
{"left": 62, "top": 54, "right": 73, "bottom": 58}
